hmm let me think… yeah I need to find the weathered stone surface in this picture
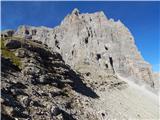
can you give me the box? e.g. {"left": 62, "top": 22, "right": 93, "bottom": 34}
{"left": 5, "top": 39, "right": 22, "bottom": 49}
{"left": 15, "top": 48, "right": 28, "bottom": 58}
{"left": 13, "top": 9, "right": 156, "bottom": 90}
{"left": 1, "top": 37, "right": 98, "bottom": 120}
{"left": 50, "top": 105, "right": 61, "bottom": 116}
{"left": 1, "top": 29, "right": 15, "bottom": 38}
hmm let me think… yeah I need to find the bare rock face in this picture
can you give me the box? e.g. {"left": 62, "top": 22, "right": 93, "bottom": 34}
{"left": 5, "top": 39, "right": 22, "bottom": 49}
{"left": 1, "top": 29, "right": 15, "bottom": 38}
{"left": 1, "top": 38, "right": 99, "bottom": 120}
{"left": 14, "top": 8, "right": 156, "bottom": 91}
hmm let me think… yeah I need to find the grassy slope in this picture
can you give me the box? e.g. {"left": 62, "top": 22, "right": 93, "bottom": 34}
{"left": 1, "top": 37, "right": 22, "bottom": 68}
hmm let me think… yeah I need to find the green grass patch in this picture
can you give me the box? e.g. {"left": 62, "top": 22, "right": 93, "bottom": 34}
{"left": 1, "top": 38, "right": 22, "bottom": 68}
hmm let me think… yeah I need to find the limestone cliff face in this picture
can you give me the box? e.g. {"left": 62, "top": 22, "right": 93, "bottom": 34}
{"left": 13, "top": 8, "right": 155, "bottom": 89}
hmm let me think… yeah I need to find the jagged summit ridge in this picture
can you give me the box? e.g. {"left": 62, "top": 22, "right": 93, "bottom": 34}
{"left": 61, "top": 8, "right": 108, "bottom": 26}
{"left": 2, "top": 9, "right": 157, "bottom": 93}
{"left": 71, "top": 8, "right": 80, "bottom": 15}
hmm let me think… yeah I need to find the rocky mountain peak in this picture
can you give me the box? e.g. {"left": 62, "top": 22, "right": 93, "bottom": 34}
{"left": 71, "top": 8, "right": 80, "bottom": 16}
{"left": 61, "top": 9, "right": 108, "bottom": 26}
{"left": 2, "top": 9, "right": 158, "bottom": 93}
{"left": 1, "top": 8, "right": 159, "bottom": 120}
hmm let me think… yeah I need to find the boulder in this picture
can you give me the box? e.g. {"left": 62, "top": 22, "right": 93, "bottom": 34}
{"left": 50, "top": 106, "right": 61, "bottom": 116}
{"left": 38, "top": 75, "right": 52, "bottom": 84}
{"left": 5, "top": 40, "right": 22, "bottom": 49}
{"left": 22, "top": 65, "right": 40, "bottom": 76}
{"left": 15, "top": 48, "right": 27, "bottom": 58}
{"left": 1, "top": 29, "right": 15, "bottom": 38}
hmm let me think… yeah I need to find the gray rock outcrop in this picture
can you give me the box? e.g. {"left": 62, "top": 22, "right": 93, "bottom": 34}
{"left": 14, "top": 8, "right": 156, "bottom": 92}
{"left": 1, "top": 29, "right": 15, "bottom": 38}
{"left": 1, "top": 38, "right": 99, "bottom": 120}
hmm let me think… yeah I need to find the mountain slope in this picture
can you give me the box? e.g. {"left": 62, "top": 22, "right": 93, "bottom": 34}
{"left": 11, "top": 9, "right": 157, "bottom": 93}
{"left": 1, "top": 37, "right": 99, "bottom": 120}
{"left": 1, "top": 9, "right": 159, "bottom": 120}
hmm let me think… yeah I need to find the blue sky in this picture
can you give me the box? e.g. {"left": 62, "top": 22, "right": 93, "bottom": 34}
{"left": 1, "top": 1, "right": 160, "bottom": 72}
